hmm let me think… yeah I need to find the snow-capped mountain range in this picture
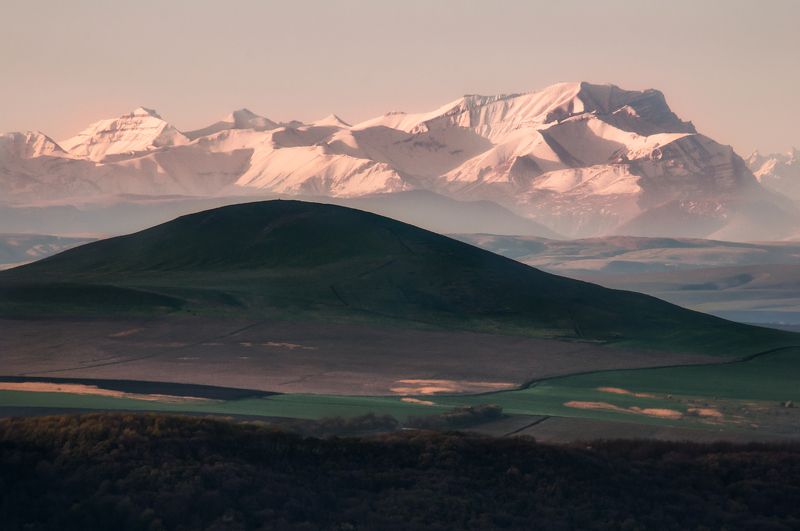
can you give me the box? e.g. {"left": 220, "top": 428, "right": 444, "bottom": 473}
{"left": 747, "top": 148, "right": 800, "bottom": 201}
{"left": 1, "top": 82, "right": 797, "bottom": 240}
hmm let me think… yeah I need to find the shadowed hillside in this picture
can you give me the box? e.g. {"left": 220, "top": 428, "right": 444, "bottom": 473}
{"left": 0, "top": 200, "right": 793, "bottom": 354}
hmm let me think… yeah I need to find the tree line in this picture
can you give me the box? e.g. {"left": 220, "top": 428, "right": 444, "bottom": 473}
{"left": 1, "top": 413, "right": 799, "bottom": 530}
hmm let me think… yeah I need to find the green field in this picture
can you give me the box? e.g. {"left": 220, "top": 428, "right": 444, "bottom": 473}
{"left": 434, "top": 347, "right": 800, "bottom": 429}
{"left": 542, "top": 347, "right": 800, "bottom": 402}
{"left": 0, "top": 390, "right": 442, "bottom": 421}
{"left": 4, "top": 348, "right": 799, "bottom": 437}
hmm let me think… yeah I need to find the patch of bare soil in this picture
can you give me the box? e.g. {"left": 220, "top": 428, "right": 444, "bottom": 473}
{"left": 391, "top": 379, "right": 515, "bottom": 395}
{"left": 401, "top": 397, "right": 435, "bottom": 406}
{"left": 564, "top": 401, "right": 683, "bottom": 419}
{"left": 597, "top": 387, "right": 657, "bottom": 398}
{"left": 263, "top": 342, "right": 316, "bottom": 350}
{"left": 687, "top": 406, "right": 724, "bottom": 418}
{"left": 0, "top": 382, "right": 213, "bottom": 404}
{"left": 108, "top": 328, "right": 145, "bottom": 338}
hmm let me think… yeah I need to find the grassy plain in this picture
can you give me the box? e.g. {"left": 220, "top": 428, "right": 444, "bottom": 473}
{"left": 3, "top": 348, "right": 799, "bottom": 439}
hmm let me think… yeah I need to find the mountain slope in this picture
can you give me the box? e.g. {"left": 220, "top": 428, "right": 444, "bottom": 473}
{"left": 1, "top": 83, "right": 796, "bottom": 240}
{"left": 59, "top": 107, "right": 189, "bottom": 161}
{"left": 0, "top": 131, "right": 67, "bottom": 159}
{"left": 183, "top": 108, "right": 279, "bottom": 140}
{"left": 1, "top": 200, "right": 791, "bottom": 354}
{"left": 0, "top": 191, "right": 558, "bottom": 239}
{"left": 747, "top": 148, "right": 800, "bottom": 201}
{"left": 418, "top": 83, "right": 792, "bottom": 239}
{"left": 333, "top": 190, "right": 562, "bottom": 238}
{"left": 0, "top": 131, "right": 101, "bottom": 202}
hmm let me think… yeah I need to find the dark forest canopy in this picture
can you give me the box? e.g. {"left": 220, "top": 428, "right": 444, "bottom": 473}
{"left": 1, "top": 413, "right": 799, "bottom": 530}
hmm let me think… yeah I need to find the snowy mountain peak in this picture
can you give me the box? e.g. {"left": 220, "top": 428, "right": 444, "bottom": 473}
{"left": 0, "top": 131, "right": 67, "bottom": 159}
{"left": 312, "top": 114, "right": 351, "bottom": 128}
{"left": 131, "top": 107, "right": 162, "bottom": 118}
{"left": 184, "top": 108, "right": 279, "bottom": 140}
{"left": 574, "top": 82, "right": 695, "bottom": 135}
{"left": 225, "top": 108, "right": 277, "bottom": 129}
{"left": 3, "top": 82, "right": 796, "bottom": 241}
{"left": 59, "top": 108, "right": 188, "bottom": 161}
{"left": 227, "top": 108, "right": 258, "bottom": 120}
{"left": 746, "top": 147, "right": 800, "bottom": 200}
{"left": 354, "top": 82, "right": 693, "bottom": 140}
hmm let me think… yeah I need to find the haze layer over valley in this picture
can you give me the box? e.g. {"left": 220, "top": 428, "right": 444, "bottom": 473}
{"left": 460, "top": 235, "right": 800, "bottom": 328}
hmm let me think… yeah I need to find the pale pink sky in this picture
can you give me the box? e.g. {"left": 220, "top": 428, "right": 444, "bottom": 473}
{"left": 1, "top": 0, "right": 797, "bottom": 154}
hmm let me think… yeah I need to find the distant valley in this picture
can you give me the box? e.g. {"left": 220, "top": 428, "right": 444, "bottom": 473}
{"left": 0, "top": 233, "right": 95, "bottom": 270}
{"left": 459, "top": 234, "right": 800, "bottom": 326}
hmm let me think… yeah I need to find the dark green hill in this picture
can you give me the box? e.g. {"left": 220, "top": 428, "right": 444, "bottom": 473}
{"left": 0, "top": 200, "right": 792, "bottom": 354}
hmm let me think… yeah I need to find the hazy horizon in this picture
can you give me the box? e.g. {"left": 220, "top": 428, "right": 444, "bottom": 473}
{"left": 2, "top": 0, "right": 798, "bottom": 154}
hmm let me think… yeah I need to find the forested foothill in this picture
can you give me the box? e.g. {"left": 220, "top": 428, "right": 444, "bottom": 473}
{"left": 1, "top": 413, "right": 799, "bottom": 530}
